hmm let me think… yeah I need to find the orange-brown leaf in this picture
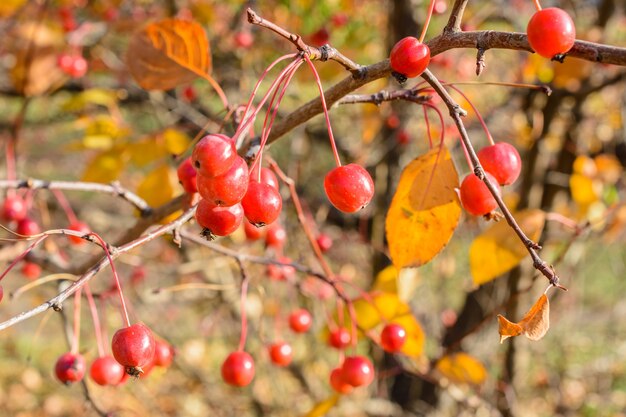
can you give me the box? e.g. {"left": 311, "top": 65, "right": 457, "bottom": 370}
{"left": 386, "top": 146, "right": 461, "bottom": 268}
{"left": 498, "top": 294, "right": 550, "bottom": 343}
{"left": 127, "top": 18, "right": 211, "bottom": 91}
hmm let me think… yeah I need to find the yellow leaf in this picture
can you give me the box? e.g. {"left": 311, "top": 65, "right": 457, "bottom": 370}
{"left": 83, "top": 115, "right": 129, "bottom": 150}
{"left": 0, "top": 0, "right": 25, "bottom": 18}
{"left": 436, "top": 353, "right": 487, "bottom": 385}
{"left": 361, "top": 105, "right": 382, "bottom": 144}
{"left": 126, "top": 18, "right": 211, "bottom": 91}
{"left": 82, "top": 149, "right": 127, "bottom": 183}
{"left": 302, "top": 394, "right": 339, "bottom": 417}
{"left": 372, "top": 265, "right": 398, "bottom": 294}
{"left": 594, "top": 154, "right": 622, "bottom": 185}
{"left": 137, "top": 164, "right": 176, "bottom": 207}
{"left": 386, "top": 146, "right": 461, "bottom": 268}
{"left": 570, "top": 173, "right": 601, "bottom": 206}
{"left": 498, "top": 294, "right": 550, "bottom": 343}
{"left": 163, "top": 128, "right": 190, "bottom": 155}
{"left": 128, "top": 138, "right": 168, "bottom": 167}
{"left": 62, "top": 88, "right": 118, "bottom": 112}
{"left": 470, "top": 209, "right": 546, "bottom": 286}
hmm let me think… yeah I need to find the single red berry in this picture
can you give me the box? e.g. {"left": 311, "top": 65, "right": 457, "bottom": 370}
{"left": 328, "top": 327, "right": 351, "bottom": 349}
{"left": 324, "top": 164, "right": 374, "bottom": 213}
{"left": 330, "top": 367, "right": 353, "bottom": 394}
{"left": 153, "top": 340, "right": 175, "bottom": 368}
{"left": 192, "top": 134, "right": 237, "bottom": 177}
{"left": 288, "top": 308, "right": 312, "bottom": 333}
{"left": 268, "top": 342, "right": 293, "bottom": 367}
{"left": 182, "top": 85, "right": 197, "bottom": 102}
{"left": 242, "top": 181, "right": 282, "bottom": 227}
{"left": 258, "top": 167, "right": 279, "bottom": 191}
{"left": 55, "top": 352, "right": 86, "bottom": 384}
{"left": 244, "top": 221, "right": 265, "bottom": 241}
{"left": 331, "top": 13, "right": 349, "bottom": 27}
{"left": 234, "top": 31, "right": 254, "bottom": 49}
{"left": 341, "top": 355, "right": 374, "bottom": 387}
{"left": 57, "top": 54, "right": 74, "bottom": 74}
{"left": 396, "top": 129, "right": 410, "bottom": 145}
{"left": 111, "top": 323, "right": 156, "bottom": 376}
{"left": 195, "top": 199, "right": 243, "bottom": 238}
{"left": 177, "top": 157, "right": 198, "bottom": 194}
{"left": 70, "top": 56, "right": 88, "bottom": 78}
{"left": 459, "top": 172, "right": 500, "bottom": 216}
{"left": 265, "top": 222, "right": 286, "bottom": 249}
{"left": 434, "top": 0, "right": 448, "bottom": 14}
{"left": 380, "top": 323, "right": 407, "bottom": 353}
{"left": 90, "top": 356, "right": 125, "bottom": 386}
{"left": 16, "top": 217, "right": 40, "bottom": 237}
{"left": 390, "top": 37, "right": 431, "bottom": 78}
{"left": 2, "top": 196, "right": 27, "bottom": 222}
{"left": 316, "top": 233, "right": 333, "bottom": 253}
{"left": 221, "top": 351, "right": 255, "bottom": 387}
{"left": 527, "top": 8, "right": 576, "bottom": 59}
{"left": 68, "top": 221, "right": 90, "bottom": 245}
{"left": 477, "top": 142, "right": 522, "bottom": 185}
{"left": 197, "top": 156, "right": 249, "bottom": 206}
{"left": 310, "top": 27, "right": 330, "bottom": 46}
{"left": 267, "top": 256, "right": 296, "bottom": 281}
{"left": 385, "top": 114, "right": 400, "bottom": 129}
{"left": 22, "top": 262, "right": 42, "bottom": 280}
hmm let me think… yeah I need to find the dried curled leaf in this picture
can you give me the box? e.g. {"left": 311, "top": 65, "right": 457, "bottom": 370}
{"left": 498, "top": 294, "right": 550, "bottom": 343}
{"left": 386, "top": 146, "right": 461, "bottom": 268}
{"left": 127, "top": 18, "right": 211, "bottom": 90}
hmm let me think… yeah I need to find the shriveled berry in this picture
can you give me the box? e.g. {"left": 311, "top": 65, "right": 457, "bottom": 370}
{"left": 195, "top": 199, "right": 243, "bottom": 238}
{"left": 55, "top": 352, "right": 86, "bottom": 384}
{"left": 459, "top": 172, "right": 500, "bottom": 216}
{"left": 390, "top": 37, "right": 431, "bottom": 78}
{"left": 177, "top": 157, "right": 198, "bottom": 194}
{"left": 90, "top": 356, "right": 125, "bottom": 386}
{"left": 288, "top": 308, "right": 312, "bottom": 333}
{"left": 242, "top": 181, "right": 282, "bottom": 226}
{"left": 324, "top": 164, "right": 374, "bottom": 213}
{"left": 111, "top": 323, "right": 156, "bottom": 376}
{"left": 221, "top": 351, "right": 255, "bottom": 387}
{"left": 197, "top": 156, "right": 249, "bottom": 206}
{"left": 192, "top": 134, "right": 236, "bottom": 177}
{"left": 268, "top": 342, "right": 293, "bottom": 367}
{"left": 341, "top": 355, "right": 374, "bottom": 387}
{"left": 527, "top": 8, "right": 576, "bottom": 59}
{"left": 477, "top": 142, "right": 522, "bottom": 185}
{"left": 380, "top": 323, "right": 407, "bottom": 353}
{"left": 328, "top": 327, "right": 351, "bottom": 349}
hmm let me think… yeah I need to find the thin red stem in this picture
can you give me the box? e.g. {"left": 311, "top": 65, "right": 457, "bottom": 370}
{"left": 448, "top": 85, "right": 495, "bottom": 145}
{"left": 533, "top": 0, "right": 542, "bottom": 11}
{"left": 0, "top": 235, "right": 47, "bottom": 282}
{"left": 303, "top": 55, "right": 342, "bottom": 167}
{"left": 71, "top": 288, "right": 82, "bottom": 354}
{"left": 423, "top": 102, "right": 446, "bottom": 147}
{"left": 422, "top": 104, "right": 433, "bottom": 148}
{"left": 419, "top": 0, "right": 437, "bottom": 44}
{"left": 89, "top": 233, "right": 131, "bottom": 328}
{"left": 52, "top": 189, "right": 79, "bottom": 225}
{"left": 84, "top": 284, "right": 105, "bottom": 357}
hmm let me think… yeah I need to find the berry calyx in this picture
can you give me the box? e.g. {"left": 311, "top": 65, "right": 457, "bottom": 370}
{"left": 55, "top": 352, "right": 86, "bottom": 384}
{"left": 477, "top": 142, "right": 522, "bottom": 185}
{"left": 268, "top": 342, "right": 293, "bottom": 367}
{"left": 390, "top": 37, "right": 431, "bottom": 78}
{"left": 192, "top": 134, "right": 237, "bottom": 177}
{"left": 195, "top": 199, "right": 244, "bottom": 239}
{"left": 459, "top": 172, "right": 501, "bottom": 216}
{"left": 197, "top": 156, "right": 249, "bottom": 206}
{"left": 527, "top": 8, "right": 576, "bottom": 59}
{"left": 244, "top": 221, "right": 265, "bottom": 241}
{"left": 90, "top": 356, "right": 125, "bottom": 386}
{"left": 111, "top": 323, "right": 156, "bottom": 377}
{"left": 288, "top": 308, "right": 313, "bottom": 333}
{"left": 324, "top": 164, "right": 374, "bottom": 213}
{"left": 242, "top": 181, "right": 283, "bottom": 227}
{"left": 341, "top": 355, "right": 374, "bottom": 387}
{"left": 330, "top": 367, "right": 353, "bottom": 394}
{"left": 177, "top": 157, "right": 198, "bottom": 194}
{"left": 16, "top": 217, "right": 40, "bottom": 237}
{"left": 380, "top": 323, "right": 407, "bottom": 353}
{"left": 68, "top": 221, "right": 90, "bottom": 245}
{"left": 2, "top": 196, "right": 27, "bottom": 222}
{"left": 328, "top": 327, "right": 351, "bottom": 349}
{"left": 153, "top": 340, "right": 175, "bottom": 368}
{"left": 221, "top": 351, "right": 255, "bottom": 387}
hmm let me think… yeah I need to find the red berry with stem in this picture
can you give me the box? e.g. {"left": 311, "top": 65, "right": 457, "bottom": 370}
{"left": 341, "top": 355, "right": 375, "bottom": 387}
{"left": 324, "top": 164, "right": 374, "bottom": 213}
{"left": 221, "top": 351, "right": 255, "bottom": 387}
{"left": 258, "top": 167, "right": 279, "bottom": 190}
{"left": 265, "top": 222, "right": 286, "bottom": 249}
{"left": 55, "top": 352, "right": 86, "bottom": 384}
{"left": 527, "top": 8, "right": 576, "bottom": 59}
{"left": 90, "top": 356, "right": 125, "bottom": 386}
{"left": 197, "top": 156, "right": 249, "bottom": 206}
{"left": 328, "top": 327, "right": 351, "bottom": 349}
{"left": 68, "top": 221, "right": 90, "bottom": 245}
{"left": 459, "top": 172, "right": 501, "bottom": 216}
{"left": 16, "top": 217, "right": 40, "bottom": 237}
{"left": 177, "top": 157, "right": 198, "bottom": 194}
{"left": 380, "top": 323, "right": 407, "bottom": 353}
{"left": 390, "top": 36, "right": 431, "bottom": 78}
{"left": 192, "top": 134, "right": 237, "bottom": 177}
{"left": 111, "top": 323, "right": 156, "bottom": 376}
{"left": 288, "top": 308, "right": 313, "bottom": 333}
{"left": 477, "top": 142, "right": 522, "bottom": 185}
{"left": 330, "top": 367, "right": 353, "bottom": 394}
{"left": 153, "top": 340, "right": 175, "bottom": 368}
{"left": 195, "top": 199, "right": 243, "bottom": 238}
{"left": 316, "top": 233, "right": 333, "bottom": 253}
{"left": 2, "top": 196, "right": 27, "bottom": 222}
{"left": 22, "top": 262, "right": 42, "bottom": 280}
{"left": 268, "top": 342, "right": 293, "bottom": 367}
{"left": 242, "top": 181, "right": 283, "bottom": 226}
